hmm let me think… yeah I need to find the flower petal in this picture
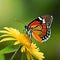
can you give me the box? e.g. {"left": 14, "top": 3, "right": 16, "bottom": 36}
{"left": 0, "top": 34, "right": 10, "bottom": 37}
{"left": 0, "top": 31, "right": 9, "bottom": 33}
{"left": 26, "top": 43, "right": 44, "bottom": 60}
{"left": 26, "top": 52, "right": 31, "bottom": 60}
{"left": 0, "top": 38, "right": 16, "bottom": 43}
{"left": 14, "top": 41, "right": 20, "bottom": 45}
{"left": 21, "top": 46, "right": 26, "bottom": 52}
{"left": 4, "top": 27, "right": 20, "bottom": 35}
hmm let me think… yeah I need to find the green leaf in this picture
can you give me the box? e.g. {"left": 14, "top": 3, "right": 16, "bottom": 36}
{"left": 0, "top": 45, "right": 19, "bottom": 55}
{"left": 0, "top": 55, "right": 5, "bottom": 60}
{"left": 21, "top": 52, "right": 27, "bottom": 60}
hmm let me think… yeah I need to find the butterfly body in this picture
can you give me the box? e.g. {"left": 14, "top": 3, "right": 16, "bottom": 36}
{"left": 25, "top": 15, "right": 53, "bottom": 42}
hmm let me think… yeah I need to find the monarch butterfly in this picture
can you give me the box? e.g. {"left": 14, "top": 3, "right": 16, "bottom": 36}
{"left": 25, "top": 15, "right": 53, "bottom": 42}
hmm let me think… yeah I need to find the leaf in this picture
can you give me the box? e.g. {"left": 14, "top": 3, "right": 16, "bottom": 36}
{"left": 0, "top": 45, "right": 19, "bottom": 55}
{"left": 0, "top": 55, "right": 5, "bottom": 60}
{"left": 21, "top": 52, "right": 27, "bottom": 60}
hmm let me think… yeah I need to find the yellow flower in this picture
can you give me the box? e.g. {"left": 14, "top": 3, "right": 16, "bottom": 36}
{"left": 21, "top": 43, "right": 44, "bottom": 60}
{"left": 0, "top": 27, "right": 44, "bottom": 60}
{"left": 0, "top": 27, "right": 31, "bottom": 47}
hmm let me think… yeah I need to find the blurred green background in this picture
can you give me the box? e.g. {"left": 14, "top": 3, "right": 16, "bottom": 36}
{"left": 0, "top": 0, "right": 60, "bottom": 60}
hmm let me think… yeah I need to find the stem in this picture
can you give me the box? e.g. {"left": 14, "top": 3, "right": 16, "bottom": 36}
{"left": 10, "top": 45, "right": 22, "bottom": 60}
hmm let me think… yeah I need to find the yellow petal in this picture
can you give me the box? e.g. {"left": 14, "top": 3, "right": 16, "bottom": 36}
{"left": 4, "top": 27, "right": 21, "bottom": 39}
{"left": 0, "top": 31, "right": 9, "bottom": 33}
{"left": 0, "top": 37, "right": 15, "bottom": 43}
{"left": 26, "top": 43, "right": 44, "bottom": 60}
{"left": 18, "top": 34, "right": 31, "bottom": 47}
{"left": 14, "top": 41, "right": 20, "bottom": 45}
{"left": 26, "top": 52, "right": 31, "bottom": 60}
{"left": 21, "top": 46, "right": 26, "bottom": 52}
{"left": 4, "top": 27, "right": 20, "bottom": 35}
{"left": 0, "top": 34, "right": 10, "bottom": 37}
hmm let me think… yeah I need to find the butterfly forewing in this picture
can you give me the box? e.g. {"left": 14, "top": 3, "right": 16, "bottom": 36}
{"left": 41, "top": 15, "right": 53, "bottom": 27}
{"left": 28, "top": 18, "right": 42, "bottom": 27}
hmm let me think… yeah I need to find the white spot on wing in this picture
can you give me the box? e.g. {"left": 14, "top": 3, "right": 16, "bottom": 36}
{"left": 42, "top": 37, "right": 44, "bottom": 40}
{"left": 51, "top": 16, "right": 53, "bottom": 20}
{"left": 38, "top": 17, "right": 45, "bottom": 23}
{"left": 43, "top": 19, "right": 45, "bottom": 23}
{"left": 38, "top": 17, "right": 42, "bottom": 20}
{"left": 45, "top": 36, "right": 47, "bottom": 38}
{"left": 42, "top": 35, "right": 50, "bottom": 42}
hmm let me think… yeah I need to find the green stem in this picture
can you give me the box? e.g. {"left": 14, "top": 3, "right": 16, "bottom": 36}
{"left": 10, "top": 45, "right": 22, "bottom": 60}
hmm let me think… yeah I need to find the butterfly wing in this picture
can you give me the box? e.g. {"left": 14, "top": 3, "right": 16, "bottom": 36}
{"left": 26, "top": 15, "right": 53, "bottom": 42}
{"left": 41, "top": 15, "right": 53, "bottom": 42}
{"left": 41, "top": 15, "right": 53, "bottom": 28}
{"left": 32, "top": 25, "right": 43, "bottom": 42}
{"left": 32, "top": 23, "right": 48, "bottom": 42}
{"left": 28, "top": 18, "right": 42, "bottom": 27}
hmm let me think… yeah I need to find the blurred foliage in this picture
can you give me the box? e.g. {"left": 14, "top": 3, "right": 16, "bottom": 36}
{"left": 0, "top": 55, "right": 5, "bottom": 60}
{"left": 0, "top": 0, "right": 60, "bottom": 60}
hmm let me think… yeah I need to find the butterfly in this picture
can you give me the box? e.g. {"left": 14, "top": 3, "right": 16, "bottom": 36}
{"left": 25, "top": 15, "right": 53, "bottom": 42}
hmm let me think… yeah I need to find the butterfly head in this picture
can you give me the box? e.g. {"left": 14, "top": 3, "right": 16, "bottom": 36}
{"left": 25, "top": 26, "right": 31, "bottom": 31}
{"left": 25, "top": 25, "right": 32, "bottom": 38}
